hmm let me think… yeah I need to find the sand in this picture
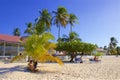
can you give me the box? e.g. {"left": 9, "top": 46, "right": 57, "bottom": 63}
{"left": 0, "top": 56, "right": 120, "bottom": 80}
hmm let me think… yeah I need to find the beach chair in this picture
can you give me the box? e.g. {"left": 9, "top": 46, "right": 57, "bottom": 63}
{"left": 75, "top": 57, "right": 83, "bottom": 63}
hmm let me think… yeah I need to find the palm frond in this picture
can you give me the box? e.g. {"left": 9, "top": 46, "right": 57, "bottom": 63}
{"left": 11, "top": 32, "right": 63, "bottom": 66}
{"left": 38, "top": 53, "right": 64, "bottom": 66}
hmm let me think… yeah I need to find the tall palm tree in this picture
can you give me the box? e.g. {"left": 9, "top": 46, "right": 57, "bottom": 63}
{"left": 13, "top": 28, "right": 20, "bottom": 36}
{"left": 35, "top": 9, "right": 52, "bottom": 35}
{"left": 24, "top": 22, "right": 33, "bottom": 35}
{"left": 53, "top": 7, "right": 69, "bottom": 39}
{"left": 68, "top": 13, "right": 78, "bottom": 33}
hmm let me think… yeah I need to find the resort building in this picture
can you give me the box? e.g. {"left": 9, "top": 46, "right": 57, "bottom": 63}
{"left": 0, "top": 34, "right": 24, "bottom": 58}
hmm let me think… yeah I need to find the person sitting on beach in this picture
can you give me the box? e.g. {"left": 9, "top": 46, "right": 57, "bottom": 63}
{"left": 34, "top": 61, "right": 38, "bottom": 70}
{"left": 79, "top": 57, "right": 83, "bottom": 63}
{"left": 75, "top": 56, "right": 83, "bottom": 63}
{"left": 89, "top": 56, "right": 101, "bottom": 63}
{"left": 94, "top": 56, "right": 99, "bottom": 61}
{"left": 28, "top": 60, "right": 35, "bottom": 72}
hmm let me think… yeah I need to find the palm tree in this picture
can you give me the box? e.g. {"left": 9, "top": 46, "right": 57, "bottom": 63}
{"left": 68, "top": 13, "right": 78, "bottom": 33}
{"left": 35, "top": 9, "right": 52, "bottom": 35}
{"left": 69, "top": 32, "right": 81, "bottom": 42}
{"left": 108, "top": 37, "right": 118, "bottom": 55}
{"left": 58, "top": 32, "right": 81, "bottom": 42}
{"left": 13, "top": 28, "right": 20, "bottom": 36}
{"left": 103, "top": 46, "right": 107, "bottom": 50}
{"left": 24, "top": 22, "right": 33, "bottom": 35}
{"left": 53, "top": 7, "right": 69, "bottom": 39}
{"left": 57, "top": 34, "right": 69, "bottom": 42}
{"left": 11, "top": 32, "right": 63, "bottom": 65}
{"left": 110, "top": 37, "right": 118, "bottom": 48}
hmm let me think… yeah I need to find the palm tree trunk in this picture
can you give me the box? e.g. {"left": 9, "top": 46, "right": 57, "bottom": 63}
{"left": 58, "top": 26, "right": 60, "bottom": 39}
{"left": 70, "top": 26, "right": 72, "bottom": 33}
{"left": 70, "top": 52, "right": 76, "bottom": 62}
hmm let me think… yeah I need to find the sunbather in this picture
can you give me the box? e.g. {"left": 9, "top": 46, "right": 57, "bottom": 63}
{"left": 28, "top": 60, "right": 35, "bottom": 72}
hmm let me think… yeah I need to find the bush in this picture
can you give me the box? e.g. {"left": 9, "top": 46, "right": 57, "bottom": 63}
{"left": 93, "top": 52, "right": 103, "bottom": 57}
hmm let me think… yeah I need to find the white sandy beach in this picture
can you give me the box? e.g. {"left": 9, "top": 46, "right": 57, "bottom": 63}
{"left": 0, "top": 56, "right": 120, "bottom": 80}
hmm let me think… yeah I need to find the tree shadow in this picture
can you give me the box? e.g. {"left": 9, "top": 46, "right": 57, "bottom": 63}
{"left": 0, "top": 65, "right": 29, "bottom": 74}
{"left": 0, "top": 65, "right": 61, "bottom": 74}
{"left": 34, "top": 70, "right": 60, "bottom": 74}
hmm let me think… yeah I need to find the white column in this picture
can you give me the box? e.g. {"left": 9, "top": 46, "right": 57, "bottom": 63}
{"left": 17, "top": 43, "right": 20, "bottom": 55}
{"left": 3, "top": 42, "right": 6, "bottom": 56}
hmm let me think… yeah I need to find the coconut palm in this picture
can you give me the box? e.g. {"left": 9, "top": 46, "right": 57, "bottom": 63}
{"left": 24, "top": 22, "right": 34, "bottom": 35}
{"left": 69, "top": 32, "right": 81, "bottom": 42}
{"left": 68, "top": 13, "right": 78, "bottom": 33}
{"left": 13, "top": 28, "right": 20, "bottom": 36}
{"left": 103, "top": 45, "right": 107, "bottom": 50}
{"left": 11, "top": 32, "right": 63, "bottom": 65}
{"left": 53, "top": 7, "right": 69, "bottom": 39}
{"left": 57, "top": 34, "right": 69, "bottom": 42}
{"left": 35, "top": 9, "right": 52, "bottom": 35}
{"left": 108, "top": 37, "right": 118, "bottom": 55}
{"left": 110, "top": 37, "right": 118, "bottom": 48}
{"left": 58, "top": 32, "right": 81, "bottom": 42}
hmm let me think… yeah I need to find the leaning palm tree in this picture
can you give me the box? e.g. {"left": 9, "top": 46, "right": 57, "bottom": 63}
{"left": 68, "top": 13, "right": 78, "bottom": 33}
{"left": 35, "top": 9, "right": 52, "bottom": 35}
{"left": 13, "top": 28, "right": 20, "bottom": 36}
{"left": 53, "top": 7, "right": 69, "bottom": 39}
{"left": 24, "top": 22, "right": 33, "bottom": 35}
{"left": 11, "top": 32, "right": 63, "bottom": 65}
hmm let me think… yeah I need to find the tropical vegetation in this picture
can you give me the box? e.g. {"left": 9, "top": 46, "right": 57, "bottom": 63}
{"left": 68, "top": 13, "right": 78, "bottom": 33}
{"left": 11, "top": 6, "right": 97, "bottom": 65}
{"left": 24, "top": 22, "right": 34, "bottom": 35}
{"left": 35, "top": 9, "right": 52, "bottom": 34}
{"left": 53, "top": 7, "right": 69, "bottom": 39}
{"left": 13, "top": 27, "right": 20, "bottom": 36}
{"left": 11, "top": 33, "right": 63, "bottom": 65}
{"left": 56, "top": 41, "right": 96, "bottom": 62}
{"left": 108, "top": 37, "right": 118, "bottom": 55}
{"left": 92, "top": 52, "right": 103, "bottom": 58}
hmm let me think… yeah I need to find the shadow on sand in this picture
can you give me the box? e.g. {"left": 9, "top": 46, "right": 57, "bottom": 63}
{"left": 0, "top": 65, "right": 30, "bottom": 74}
{"left": 0, "top": 65, "right": 60, "bottom": 74}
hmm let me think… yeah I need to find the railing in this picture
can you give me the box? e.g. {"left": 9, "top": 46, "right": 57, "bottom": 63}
{"left": 0, "top": 56, "right": 14, "bottom": 59}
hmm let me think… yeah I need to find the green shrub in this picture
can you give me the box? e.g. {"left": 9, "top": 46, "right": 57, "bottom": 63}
{"left": 93, "top": 52, "right": 103, "bottom": 57}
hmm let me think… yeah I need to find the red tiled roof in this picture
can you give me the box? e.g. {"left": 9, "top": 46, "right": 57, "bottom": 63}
{"left": 0, "top": 34, "right": 20, "bottom": 43}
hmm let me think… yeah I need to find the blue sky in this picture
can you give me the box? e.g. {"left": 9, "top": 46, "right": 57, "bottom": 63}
{"left": 0, "top": 0, "right": 120, "bottom": 47}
